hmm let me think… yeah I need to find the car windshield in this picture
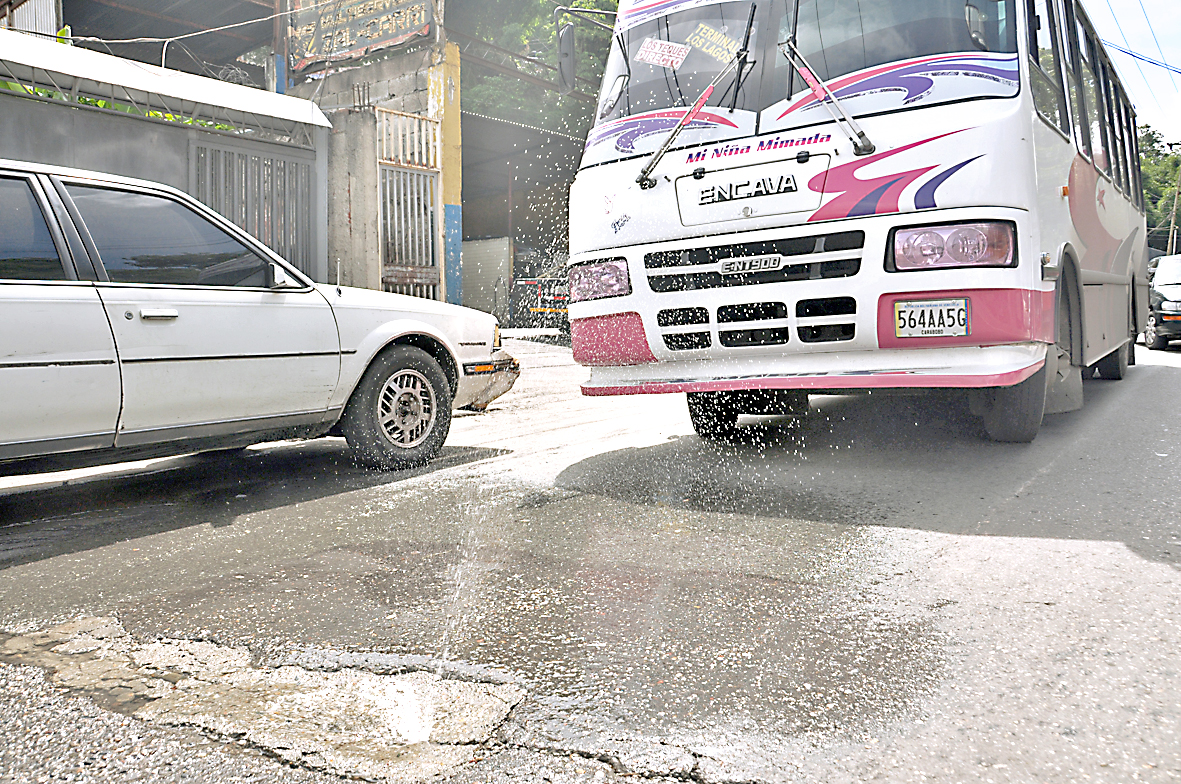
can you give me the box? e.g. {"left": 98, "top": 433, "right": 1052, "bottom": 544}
{"left": 1155, "top": 258, "right": 1181, "bottom": 286}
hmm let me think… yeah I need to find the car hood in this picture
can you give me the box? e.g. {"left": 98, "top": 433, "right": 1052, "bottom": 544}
{"left": 1153, "top": 283, "right": 1181, "bottom": 301}
{"left": 314, "top": 284, "right": 487, "bottom": 320}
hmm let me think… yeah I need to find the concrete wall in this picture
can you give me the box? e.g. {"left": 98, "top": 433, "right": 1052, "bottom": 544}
{"left": 292, "top": 46, "right": 435, "bottom": 115}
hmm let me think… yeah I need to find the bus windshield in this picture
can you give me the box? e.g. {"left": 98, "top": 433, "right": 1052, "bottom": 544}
{"left": 781, "top": 0, "right": 1017, "bottom": 87}
{"left": 596, "top": 2, "right": 766, "bottom": 126}
{"left": 596, "top": 0, "right": 1019, "bottom": 130}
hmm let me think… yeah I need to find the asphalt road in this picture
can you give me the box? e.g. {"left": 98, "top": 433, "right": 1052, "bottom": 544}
{"left": 0, "top": 338, "right": 1178, "bottom": 783}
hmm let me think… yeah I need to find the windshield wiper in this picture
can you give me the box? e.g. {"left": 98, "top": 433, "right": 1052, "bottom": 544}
{"left": 778, "top": 36, "right": 875, "bottom": 156}
{"left": 637, "top": 3, "right": 757, "bottom": 189}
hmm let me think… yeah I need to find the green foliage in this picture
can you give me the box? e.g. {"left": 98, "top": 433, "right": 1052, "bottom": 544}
{"left": 448, "top": 0, "right": 617, "bottom": 136}
{"left": 1140, "top": 126, "right": 1181, "bottom": 251}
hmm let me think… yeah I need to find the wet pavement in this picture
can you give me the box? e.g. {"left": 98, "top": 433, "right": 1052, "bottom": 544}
{"left": 0, "top": 338, "right": 1178, "bottom": 782}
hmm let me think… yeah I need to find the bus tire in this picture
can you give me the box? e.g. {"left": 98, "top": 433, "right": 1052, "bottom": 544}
{"left": 1093, "top": 342, "right": 1129, "bottom": 380}
{"left": 688, "top": 392, "right": 739, "bottom": 440}
{"left": 982, "top": 365, "right": 1046, "bottom": 443}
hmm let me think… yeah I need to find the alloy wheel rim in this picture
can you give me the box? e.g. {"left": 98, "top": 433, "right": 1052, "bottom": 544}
{"left": 377, "top": 369, "right": 437, "bottom": 448}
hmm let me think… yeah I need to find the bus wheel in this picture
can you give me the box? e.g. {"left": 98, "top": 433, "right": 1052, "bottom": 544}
{"left": 1093, "top": 342, "right": 1129, "bottom": 380}
{"left": 688, "top": 392, "right": 740, "bottom": 440}
{"left": 981, "top": 365, "right": 1046, "bottom": 443}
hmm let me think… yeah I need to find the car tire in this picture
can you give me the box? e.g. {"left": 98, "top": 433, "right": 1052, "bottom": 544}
{"left": 1145, "top": 315, "right": 1169, "bottom": 350}
{"left": 688, "top": 392, "right": 740, "bottom": 440}
{"left": 981, "top": 364, "right": 1046, "bottom": 443}
{"left": 1093, "top": 342, "right": 1129, "bottom": 380}
{"left": 340, "top": 345, "right": 453, "bottom": 470}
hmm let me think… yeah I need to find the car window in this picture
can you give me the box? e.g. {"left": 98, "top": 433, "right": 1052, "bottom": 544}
{"left": 65, "top": 184, "right": 270, "bottom": 287}
{"left": 0, "top": 176, "right": 67, "bottom": 281}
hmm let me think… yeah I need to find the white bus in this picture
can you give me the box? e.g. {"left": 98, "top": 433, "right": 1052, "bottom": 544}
{"left": 564, "top": 0, "right": 1148, "bottom": 442}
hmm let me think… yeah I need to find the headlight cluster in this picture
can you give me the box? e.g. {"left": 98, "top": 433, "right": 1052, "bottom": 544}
{"left": 891, "top": 222, "right": 1015, "bottom": 271}
{"left": 569, "top": 258, "right": 631, "bottom": 303}
{"left": 1162, "top": 301, "right": 1181, "bottom": 312}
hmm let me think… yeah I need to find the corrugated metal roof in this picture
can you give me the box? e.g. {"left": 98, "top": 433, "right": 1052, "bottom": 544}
{"left": 0, "top": 28, "right": 331, "bottom": 129}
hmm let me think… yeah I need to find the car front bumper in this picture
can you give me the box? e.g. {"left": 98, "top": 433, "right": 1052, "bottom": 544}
{"left": 460, "top": 351, "right": 521, "bottom": 411}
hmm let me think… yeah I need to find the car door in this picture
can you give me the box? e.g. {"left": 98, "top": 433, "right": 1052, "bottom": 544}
{"left": 0, "top": 171, "right": 121, "bottom": 460}
{"left": 59, "top": 179, "right": 341, "bottom": 447}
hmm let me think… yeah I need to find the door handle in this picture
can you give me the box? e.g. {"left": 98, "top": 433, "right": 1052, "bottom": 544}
{"left": 139, "top": 308, "right": 179, "bottom": 321}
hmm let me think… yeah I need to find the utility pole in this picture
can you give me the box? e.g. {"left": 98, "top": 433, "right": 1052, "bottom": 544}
{"left": 1168, "top": 143, "right": 1181, "bottom": 256}
{"left": 272, "top": 0, "right": 287, "bottom": 94}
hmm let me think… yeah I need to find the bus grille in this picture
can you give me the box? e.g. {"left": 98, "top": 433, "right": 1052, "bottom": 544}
{"left": 644, "top": 231, "right": 864, "bottom": 293}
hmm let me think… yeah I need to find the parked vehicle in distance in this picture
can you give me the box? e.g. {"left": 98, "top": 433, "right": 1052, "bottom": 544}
{"left": 0, "top": 159, "right": 518, "bottom": 472}
{"left": 1145, "top": 254, "right": 1181, "bottom": 350}
{"left": 512, "top": 266, "right": 571, "bottom": 331}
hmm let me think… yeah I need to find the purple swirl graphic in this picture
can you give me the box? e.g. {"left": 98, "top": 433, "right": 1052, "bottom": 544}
{"left": 587, "top": 110, "right": 738, "bottom": 154}
{"left": 780, "top": 55, "right": 1019, "bottom": 118}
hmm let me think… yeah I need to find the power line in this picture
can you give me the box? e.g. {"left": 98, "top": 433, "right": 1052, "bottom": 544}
{"left": 68, "top": 0, "right": 342, "bottom": 46}
{"left": 1102, "top": 40, "right": 1181, "bottom": 77}
{"left": 1102, "top": 0, "right": 1161, "bottom": 110}
{"left": 1134, "top": 0, "right": 1178, "bottom": 91}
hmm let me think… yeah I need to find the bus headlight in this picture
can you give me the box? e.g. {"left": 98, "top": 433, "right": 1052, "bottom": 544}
{"left": 891, "top": 222, "right": 1015, "bottom": 271}
{"left": 569, "top": 258, "right": 631, "bottom": 303}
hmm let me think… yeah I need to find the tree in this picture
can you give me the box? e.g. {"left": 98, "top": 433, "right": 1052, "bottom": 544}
{"left": 1140, "top": 125, "right": 1181, "bottom": 252}
{"left": 447, "top": 0, "right": 617, "bottom": 137}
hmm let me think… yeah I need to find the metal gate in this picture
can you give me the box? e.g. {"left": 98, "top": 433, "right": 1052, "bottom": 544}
{"left": 378, "top": 108, "right": 442, "bottom": 300}
{"left": 190, "top": 140, "right": 316, "bottom": 277}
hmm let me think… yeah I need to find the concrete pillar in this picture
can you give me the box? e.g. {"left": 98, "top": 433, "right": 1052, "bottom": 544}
{"left": 431, "top": 42, "right": 463, "bottom": 305}
{"left": 326, "top": 107, "right": 382, "bottom": 290}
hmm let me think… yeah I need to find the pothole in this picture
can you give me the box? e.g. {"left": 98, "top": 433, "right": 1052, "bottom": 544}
{"left": 0, "top": 617, "right": 525, "bottom": 782}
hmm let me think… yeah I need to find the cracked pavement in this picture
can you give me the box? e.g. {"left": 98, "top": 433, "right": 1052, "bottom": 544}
{"left": 0, "top": 338, "right": 1179, "bottom": 782}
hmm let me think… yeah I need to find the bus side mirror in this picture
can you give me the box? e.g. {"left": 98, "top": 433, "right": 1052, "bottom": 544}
{"left": 557, "top": 22, "right": 577, "bottom": 96}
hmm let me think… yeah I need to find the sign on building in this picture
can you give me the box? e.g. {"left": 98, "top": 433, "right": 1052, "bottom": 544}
{"left": 289, "top": 0, "right": 432, "bottom": 71}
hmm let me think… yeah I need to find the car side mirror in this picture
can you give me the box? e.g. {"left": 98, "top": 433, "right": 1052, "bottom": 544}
{"left": 557, "top": 22, "right": 577, "bottom": 95}
{"left": 267, "top": 262, "right": 298, "bottom": 289}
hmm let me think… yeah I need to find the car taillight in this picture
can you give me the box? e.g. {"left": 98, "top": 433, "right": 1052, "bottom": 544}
{"left": 569, "top": 258, "right": 631, "bottom": 303}
{"left": 892, "top": 222, "right": 1015, "bottom": 271}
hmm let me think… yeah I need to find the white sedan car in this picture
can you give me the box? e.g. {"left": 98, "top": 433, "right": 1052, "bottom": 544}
{"left": 0, "top": 159, "right": 517, "bottom": 471}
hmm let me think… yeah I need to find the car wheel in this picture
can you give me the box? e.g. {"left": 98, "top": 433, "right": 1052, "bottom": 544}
{"left": 1145, "top": 315, "right": 1169, "bottom": 350}
{"left": 687, "top": 392, "right": 740, "bottom": 440}
{"left": 981, "top": 364, "right": 1046, "bottom": 443}
{"left": 341, "top": 345, "right": 453, "bottom": 470}
{"left": 1093, "top": 342, "right": 1129, "bottom": 380}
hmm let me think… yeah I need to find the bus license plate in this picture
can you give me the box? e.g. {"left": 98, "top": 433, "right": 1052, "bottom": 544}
{"left": 894, "top": 299, "right": 970, "bottom": 338}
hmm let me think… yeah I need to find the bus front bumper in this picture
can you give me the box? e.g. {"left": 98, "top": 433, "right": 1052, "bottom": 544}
{"left": 580, "top": 343, "right": 1049, "bottom": 396}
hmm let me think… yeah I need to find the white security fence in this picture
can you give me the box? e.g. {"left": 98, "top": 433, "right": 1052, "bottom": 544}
{"left": 378, "top": 108, "right": 442, "bottom": 300}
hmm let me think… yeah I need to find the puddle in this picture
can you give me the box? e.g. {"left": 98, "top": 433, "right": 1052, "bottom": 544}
{"left": 0, "top": 617, "right": 524, "bottom": 782}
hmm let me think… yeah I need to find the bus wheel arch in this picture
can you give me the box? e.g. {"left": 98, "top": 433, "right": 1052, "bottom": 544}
{"left": 1056, "top": 246, "right": 1085, "bottom": 369}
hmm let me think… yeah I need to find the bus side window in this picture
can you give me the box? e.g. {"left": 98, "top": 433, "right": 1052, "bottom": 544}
{"left": 1118, "top": 98, "right": 1136, "bottom": 198}
{"left": 1058, "top": 0, "right": 1090, "bottom": 159}
{"left": 1103, "top": 67, "right": 1129, "bottom": 193}
{"left": 1080, "top": 28, "right": 1110, "bottom": 176}
{"left": 1026, "top": 0, "right": 1069, "bottom": 133}
{"left": 1128, "top": 108, "right": 1145, "bottom": 211}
